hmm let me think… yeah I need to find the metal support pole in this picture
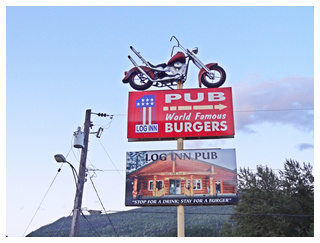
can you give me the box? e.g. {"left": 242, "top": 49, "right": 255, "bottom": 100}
{"left": 177, "top": 81, "right": 185, "bottom": 237}
{"left": 70, "top": 109, "right": 91, "bottom": 237}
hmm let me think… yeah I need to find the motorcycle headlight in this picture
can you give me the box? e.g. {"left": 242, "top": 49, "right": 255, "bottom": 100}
{"left": 174, "top": 62, "right": 183, "bottom": 68}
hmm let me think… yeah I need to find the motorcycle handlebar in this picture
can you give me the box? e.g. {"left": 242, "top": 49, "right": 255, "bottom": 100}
{"left": 170, "top": 36, "right": 179, "bottom": 46}
{"left": 170, "top": 36, "right": 188, "bottom": 57}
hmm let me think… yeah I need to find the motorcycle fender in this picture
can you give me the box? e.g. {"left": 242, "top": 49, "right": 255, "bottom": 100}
{"left": 198, "top": 63, "right": 218, "bottom": 87}
{"left": 122, "top": 66, "right": 155, "bottom": 83}
{"left": 122, "top": 67, "right": 136, "bottom": 83}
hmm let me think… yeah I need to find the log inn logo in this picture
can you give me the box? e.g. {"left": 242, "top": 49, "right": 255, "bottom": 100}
{"left": 134, "top": 95, "right": 159, "bottom": 133}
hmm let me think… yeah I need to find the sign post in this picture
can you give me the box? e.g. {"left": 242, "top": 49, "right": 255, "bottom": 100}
{"left": 177, "top": 82, "right": 185, "bottom": 237}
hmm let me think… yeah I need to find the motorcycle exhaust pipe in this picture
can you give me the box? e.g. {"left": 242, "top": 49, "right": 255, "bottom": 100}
{"left": 130, "top": 46, "right": 150, "bottom": 68}
{"left": 128, "top": 55, "right": 155, "bottom": 81}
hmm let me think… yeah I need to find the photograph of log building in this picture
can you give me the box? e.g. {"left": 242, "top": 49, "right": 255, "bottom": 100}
{"left": 125, "top": 149, "right": 237, "bottom": 205}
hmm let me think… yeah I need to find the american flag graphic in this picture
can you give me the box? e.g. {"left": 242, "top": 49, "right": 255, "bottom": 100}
{"left": 135, "top": 95, "right": 155, "bottom": 125}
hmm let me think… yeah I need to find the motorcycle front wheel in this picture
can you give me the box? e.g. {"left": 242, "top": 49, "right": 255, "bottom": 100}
{"left": 129, "top": 72, "right": 153, "bottom": 90}
{"left": 200, "top": 64, "right": 226, "bottom": 88}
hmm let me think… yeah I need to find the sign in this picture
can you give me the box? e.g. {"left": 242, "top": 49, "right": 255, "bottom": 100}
{"left": 125, "top": 148, "right": 238, "bottom": 206}
{"left": 127, "top": 87, "right": 234, "bottom": 141}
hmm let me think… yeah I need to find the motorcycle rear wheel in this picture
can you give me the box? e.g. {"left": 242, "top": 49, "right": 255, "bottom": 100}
{"left": 200, "top": 64, "right": 226, "bottom": 88}
{"left": 129, "top": 72, "right": 153, "bottom": 90}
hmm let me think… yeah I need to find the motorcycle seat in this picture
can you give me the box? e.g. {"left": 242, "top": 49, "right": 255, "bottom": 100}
{"left": 147, "top": 62, "right": 167, "bottom": 69}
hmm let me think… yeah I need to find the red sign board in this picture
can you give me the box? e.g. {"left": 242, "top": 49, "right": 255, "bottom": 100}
{"left": 127, "top": 87, "right": 234, "bottom": 141}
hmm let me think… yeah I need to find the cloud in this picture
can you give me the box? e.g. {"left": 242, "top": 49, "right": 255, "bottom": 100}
{"left": 297, "top": 143, "right": 314, "bottom": 151}
{"left": 232, "top": 77, "right": 314, "bottom": 133}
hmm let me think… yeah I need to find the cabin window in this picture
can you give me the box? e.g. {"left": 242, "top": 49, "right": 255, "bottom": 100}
{"left": 148, "top": 180, "right": 163, "bottom": 191}
{"left": 186, "top": 179, "right": 202, "bottom": 190}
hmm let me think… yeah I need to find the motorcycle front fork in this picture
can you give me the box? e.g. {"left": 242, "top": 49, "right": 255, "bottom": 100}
{"left": 188, "top": 50, "right": 211, "bottom": 73}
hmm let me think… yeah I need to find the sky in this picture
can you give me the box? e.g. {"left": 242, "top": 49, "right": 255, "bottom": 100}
{"left": 3, "top": 0, "right": 318, "bottom": 238}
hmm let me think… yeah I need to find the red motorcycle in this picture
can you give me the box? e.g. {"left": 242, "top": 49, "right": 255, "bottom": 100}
{"left": 122, "top": 36, "right": 226, "bottom": 90}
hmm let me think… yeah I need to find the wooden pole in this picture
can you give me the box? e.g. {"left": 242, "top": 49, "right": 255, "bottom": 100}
{"left": 177, "top": 81, "right": 185, "bottom": 237}
{"left": 177, "top": 137, "right": 183, "bottom": 150}
{"left": 70, "top": 109, "right": 91, "bottom": 237}
{"left": 177, "top": 205, "right": 185, "bottom": 237}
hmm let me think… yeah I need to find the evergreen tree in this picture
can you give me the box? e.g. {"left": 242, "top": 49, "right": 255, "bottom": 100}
{"left": 126, "top": 151, "right": 148, "bottom": 173}
{"left": 222, "top": 159, "right": 314, "bottom": 237}
{"left": 279, "top": 159, "right": 314, "bottom": 236}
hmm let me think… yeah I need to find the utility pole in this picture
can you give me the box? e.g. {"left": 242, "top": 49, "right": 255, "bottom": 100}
{"left": 177, "top": 82, "right": 185, "bottom": 237}
{"left": 70, "top": 109, "right": 91, "bottom": 237}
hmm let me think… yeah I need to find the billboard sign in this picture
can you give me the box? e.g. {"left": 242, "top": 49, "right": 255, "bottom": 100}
{"left": 127, "top": 87, "right": 234, "bottom": 141}
{"left": 125, "top": 148, "right": 238, "bottom": 206}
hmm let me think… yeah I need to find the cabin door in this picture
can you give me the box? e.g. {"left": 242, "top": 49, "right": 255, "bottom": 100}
{"left": 169, "top": 179, "right": 181, "bottom": 195}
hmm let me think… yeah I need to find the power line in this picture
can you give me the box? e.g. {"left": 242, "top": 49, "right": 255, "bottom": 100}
{"left": 53, "top": 209, "right": 102, "bottom": 237}
{"left": 88, "top": 174, "right": 119, "bottom": 236}
{"left": 54, "top": 211, "right": 73, "bottom": 236}
{"left": 88, "top": 169, "right": 126, "bottom": 172}
{"left": 65, "top": 144, "right": 73, "bottom": 160}
{"left": 234, "top": 108, "right": 314, "bottom": 113}
{"left": 96, "top": 137, "right": 124, "bottom": 181}
{"left": 23, "top": 166, "right": 63, "bottom": 236}
{"left": 184, "top": 211, "right": 313, "bottom": 217}
{"left": 80, "top": 211, "right": 101, "bottom": 237}
{"left": 112, "top": 114, "right": 127, "bottom": 116}
{"left": 107, "top": 107, "right": 314, "bottom": 118}
{"left": 104, "top": 210, "right": 313, "bottom": 218}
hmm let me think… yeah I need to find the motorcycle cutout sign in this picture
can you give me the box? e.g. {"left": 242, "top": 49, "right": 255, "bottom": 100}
{"left": 127, "top": 87, "right": 235, "bottom": 141}
{"left": 122, "top": 36, "right": 226, "bottom": 90}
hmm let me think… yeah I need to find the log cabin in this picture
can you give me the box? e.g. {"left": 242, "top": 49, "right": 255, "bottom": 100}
{"left": 126, "top": 152, "right": 237, "bottom": 199}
